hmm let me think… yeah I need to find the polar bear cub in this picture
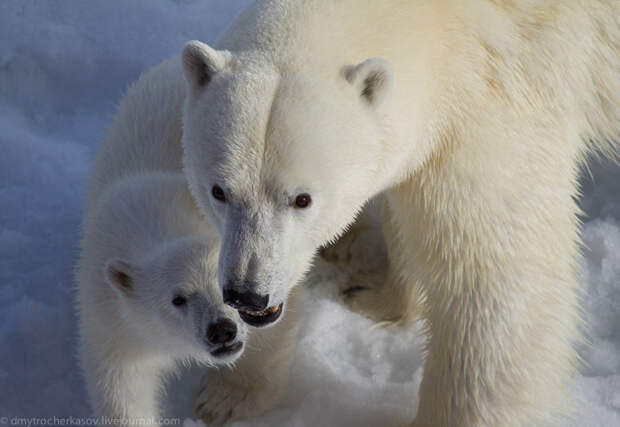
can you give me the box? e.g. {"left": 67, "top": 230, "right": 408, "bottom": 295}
{"left": 77, "top": 172, "right": 247, "bottom": 425}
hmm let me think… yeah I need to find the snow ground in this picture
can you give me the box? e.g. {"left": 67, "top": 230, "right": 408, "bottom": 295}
{"left": 0, "top": 1, "right": 618, "bottom": 426}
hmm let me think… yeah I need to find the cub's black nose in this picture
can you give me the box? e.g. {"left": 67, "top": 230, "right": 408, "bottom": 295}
{"left": 223, "top": 289, "right": 269, "bottom": 312}
{"left": 206, "top": 318, "right": 237, "bottom": 345}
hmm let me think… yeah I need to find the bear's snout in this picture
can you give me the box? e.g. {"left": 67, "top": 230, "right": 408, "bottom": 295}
{"left": 206, "top": 318, "right": 237, "bottom": 345}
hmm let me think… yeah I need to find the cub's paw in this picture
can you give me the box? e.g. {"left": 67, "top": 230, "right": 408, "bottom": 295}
{"left": 194, "top": 371, "right": 284, "bottom": 426}
{"left": 320, "top": 221, "right": 387, "bottom": 275}
{"left": 340, "top": 270, "right": 393, "bottom": 323}
{"left": 341, "top": 270, "right": 422, "bottom": 326}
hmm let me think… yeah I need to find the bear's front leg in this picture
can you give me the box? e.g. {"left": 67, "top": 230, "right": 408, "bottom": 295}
{"left": 195, "top": 286, "right": 302, "bottom": 425}
{"left": 411, "top": 275, "right": 581, "bottom": 427}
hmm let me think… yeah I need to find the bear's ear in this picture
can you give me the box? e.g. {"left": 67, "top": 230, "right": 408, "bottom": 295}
{"left": 345, "top": 58, "right": 393, "bottom": 111}
{"left": 182, "top": 40, "right": 230, "bottom": 90}
{"left": 104, "top": 258, "right": 135, "bottom": 296}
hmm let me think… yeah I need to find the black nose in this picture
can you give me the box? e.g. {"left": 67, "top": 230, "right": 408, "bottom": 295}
{"left": 223, "top": 288, "right": 269, "bottom": 312}
{"left": 206, "top": 318, "right": 237, "bottom": 345}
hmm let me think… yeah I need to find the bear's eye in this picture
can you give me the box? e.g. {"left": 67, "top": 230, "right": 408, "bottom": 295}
{"left": 293, "top": 193, "right": 312, "bottom": 209}
{"left": 172, "top": 295, "right": 187, "bottom": 307}
{"left": 211, "top": 185, "right": 226, "bottom": 202}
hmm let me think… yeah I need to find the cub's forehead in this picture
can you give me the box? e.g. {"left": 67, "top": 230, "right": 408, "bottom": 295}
{"left": 158, "top": 240, "right": 219, "bottom": 291}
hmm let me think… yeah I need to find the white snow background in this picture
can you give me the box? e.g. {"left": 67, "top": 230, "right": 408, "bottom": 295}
{"left": 0, "top": 1, "right": 619, "bottom": 426}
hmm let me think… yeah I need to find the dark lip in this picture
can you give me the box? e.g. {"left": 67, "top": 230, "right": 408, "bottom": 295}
{"left": 239, "top": 303, "right": 283, "bottom": 327}
{"left": 210, "top": 341, "right": 244, "bottom": 358}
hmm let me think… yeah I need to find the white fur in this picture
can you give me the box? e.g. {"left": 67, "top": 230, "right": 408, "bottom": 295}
{"left": 76, "top": 172, "right": 249, "bottom": 425}
{"left": 84, "top": 59, "right": 187, "bottom": 209}
{"left": 180, "top": 1, "right": 619, "bottom": 426}
{"left": 80, "top": 57, "right": 303, "bottom": 425}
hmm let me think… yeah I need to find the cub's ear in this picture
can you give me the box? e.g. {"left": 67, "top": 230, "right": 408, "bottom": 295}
{"left": 182, "top": 40, "right": 230, "bottom": 90}
{"left": 104, "top": 258, "right": 135, "bottom": 296}
{"left": 345, "top": 58, "right": 393, "bottom": 111}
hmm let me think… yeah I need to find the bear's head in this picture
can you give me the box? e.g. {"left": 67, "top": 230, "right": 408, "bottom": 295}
{"left": 181, "top": 41, "right": 393, "bottom": 327}
{"left": 104, "top": 237, "right": 247, "bottom": 364}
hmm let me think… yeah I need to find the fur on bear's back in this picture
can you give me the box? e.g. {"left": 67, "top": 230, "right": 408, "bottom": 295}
{"left": 85, "top": 58, "right": 186, "bottom": 211}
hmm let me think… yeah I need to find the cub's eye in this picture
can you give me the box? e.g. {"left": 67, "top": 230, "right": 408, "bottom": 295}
{"left": 211, "top": 185, "right": 226, "bottom": 202}
{"left": 172, "top": 295, "right": 187, "bottom": 307}
{"left": 294, "top": 193, "right": 312, "bottom": 209}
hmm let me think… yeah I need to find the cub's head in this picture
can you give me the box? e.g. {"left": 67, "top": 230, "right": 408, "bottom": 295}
{"left": 181, "top": 41, "right": 393, "bottom": 327}
{"left": 104, "top": 237, "right": 247, "bottom": 364}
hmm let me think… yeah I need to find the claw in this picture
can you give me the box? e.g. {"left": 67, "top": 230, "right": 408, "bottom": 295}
{"left": 342, "top": 285, "right": 369, "bottom": 298}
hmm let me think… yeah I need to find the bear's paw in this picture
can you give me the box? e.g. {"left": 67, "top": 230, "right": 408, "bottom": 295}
{"left": 195, "top": 370, "right": 285, "bottom": 426}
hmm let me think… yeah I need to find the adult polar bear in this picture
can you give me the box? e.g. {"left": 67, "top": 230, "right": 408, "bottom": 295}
{"left": 181, "top": 1, "right": 619, "bottom": 426}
